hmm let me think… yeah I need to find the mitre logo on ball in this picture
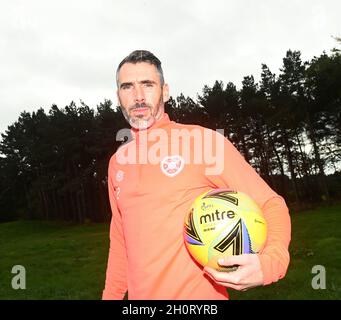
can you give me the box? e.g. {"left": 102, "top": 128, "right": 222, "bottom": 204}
{"left": 183, "top": 189, "right": 267, "bottom": 271}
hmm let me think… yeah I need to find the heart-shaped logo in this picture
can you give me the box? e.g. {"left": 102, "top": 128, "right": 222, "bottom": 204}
{"left": 160, "top": 155, "right": 185, "bottom": 177}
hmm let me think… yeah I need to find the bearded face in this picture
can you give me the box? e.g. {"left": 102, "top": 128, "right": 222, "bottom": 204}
{"left": 117, "top": 62, "right": 169, "bottom": 130}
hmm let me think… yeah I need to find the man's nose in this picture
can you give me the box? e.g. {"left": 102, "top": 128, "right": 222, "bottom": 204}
{"left": 134, "top": 85, "right": 145, "bottom": 103}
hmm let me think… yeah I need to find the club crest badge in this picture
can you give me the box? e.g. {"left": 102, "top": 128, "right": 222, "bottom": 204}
{"left": 160, "top": 155, "right": 185, "bottom": 177}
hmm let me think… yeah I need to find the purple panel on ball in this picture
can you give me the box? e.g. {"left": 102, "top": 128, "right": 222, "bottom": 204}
{"left": 185, "top": 234, "right": 204, "bottom": 246}
{"left": 242, "top": 221, "right": 252, "bottom": 253}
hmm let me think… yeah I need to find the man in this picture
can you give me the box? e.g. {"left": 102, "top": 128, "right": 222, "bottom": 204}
{"left": 102, "top": 50, "right": 291, "bottom": 299}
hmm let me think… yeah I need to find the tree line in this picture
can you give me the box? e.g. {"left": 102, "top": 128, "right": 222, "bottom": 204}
{"left": 0, "top": 49, "right": 340, "bottom": 223}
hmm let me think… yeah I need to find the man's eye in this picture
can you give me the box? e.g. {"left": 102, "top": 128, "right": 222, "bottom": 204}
{"left": 144, "top": 83, "right": 154, "bottom": 87}
{"left": 121, "top": 84, "right": 132, "bottom": 90}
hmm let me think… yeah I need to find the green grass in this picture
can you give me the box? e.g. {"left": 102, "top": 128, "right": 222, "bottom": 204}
{"left": 0, "top": 220, "right": 109, "bottom": 299}
{"left": 230, "top": 204, "right": 341, "bottom": 300}
{"left": 0, "top": 205, "right": 340, "bottom": 299}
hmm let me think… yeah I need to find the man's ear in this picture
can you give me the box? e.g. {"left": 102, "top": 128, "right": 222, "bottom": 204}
{"left": 162, "top": 83, "right": 170, "bottom": 103}
{"left": 116, "top": 89, "right": 120, "bottom": 106}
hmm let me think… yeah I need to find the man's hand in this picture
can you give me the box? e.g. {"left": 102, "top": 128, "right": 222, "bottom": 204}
{"left": 203, "top": 254, "right": 264, "bottom": 291}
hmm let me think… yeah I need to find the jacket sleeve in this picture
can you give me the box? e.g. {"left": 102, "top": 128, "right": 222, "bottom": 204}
{"left": 102, "top": 159, "right": 128, "bottom": 299}
{"left": 206, "top": 133, "right": 291, "bottom": 285}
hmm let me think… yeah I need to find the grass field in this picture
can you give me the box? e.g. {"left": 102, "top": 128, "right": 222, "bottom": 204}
{"left": 0, "top": 205, "right": 340, "bottom": 300}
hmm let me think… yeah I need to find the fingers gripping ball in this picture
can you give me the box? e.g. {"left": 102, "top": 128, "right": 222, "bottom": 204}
{"left": 183, "top": 189, "right": 267, "bottom": 272}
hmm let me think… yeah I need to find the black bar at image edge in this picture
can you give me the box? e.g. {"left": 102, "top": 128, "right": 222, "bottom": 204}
{"left": 0, "top": 300, "right": 338, "bottom": 318}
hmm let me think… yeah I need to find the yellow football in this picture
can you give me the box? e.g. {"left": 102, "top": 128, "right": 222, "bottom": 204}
{"left": 183, "top": 189, "right": 267, "bottom": 271}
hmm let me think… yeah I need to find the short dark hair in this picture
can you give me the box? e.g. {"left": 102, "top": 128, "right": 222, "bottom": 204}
{"left": 116, "top": 50, "right": 164, "bottom": 86}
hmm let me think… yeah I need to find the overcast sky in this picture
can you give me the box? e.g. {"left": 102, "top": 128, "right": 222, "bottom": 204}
{"left": 0, "top": 0, "right": 340, "bottom": 135}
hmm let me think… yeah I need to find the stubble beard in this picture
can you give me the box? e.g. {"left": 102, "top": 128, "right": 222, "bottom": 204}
{"left": 120, "top": 96, "right": 164, "bottom": 130}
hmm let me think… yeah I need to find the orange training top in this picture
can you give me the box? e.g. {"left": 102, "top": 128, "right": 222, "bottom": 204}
{"left": 102, "top": 113, "right": 291, "bottom": 300}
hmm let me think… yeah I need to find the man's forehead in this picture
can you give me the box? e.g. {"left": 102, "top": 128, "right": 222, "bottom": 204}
{"left": 118, "top": 62, "right": 160, "bottom": 82}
